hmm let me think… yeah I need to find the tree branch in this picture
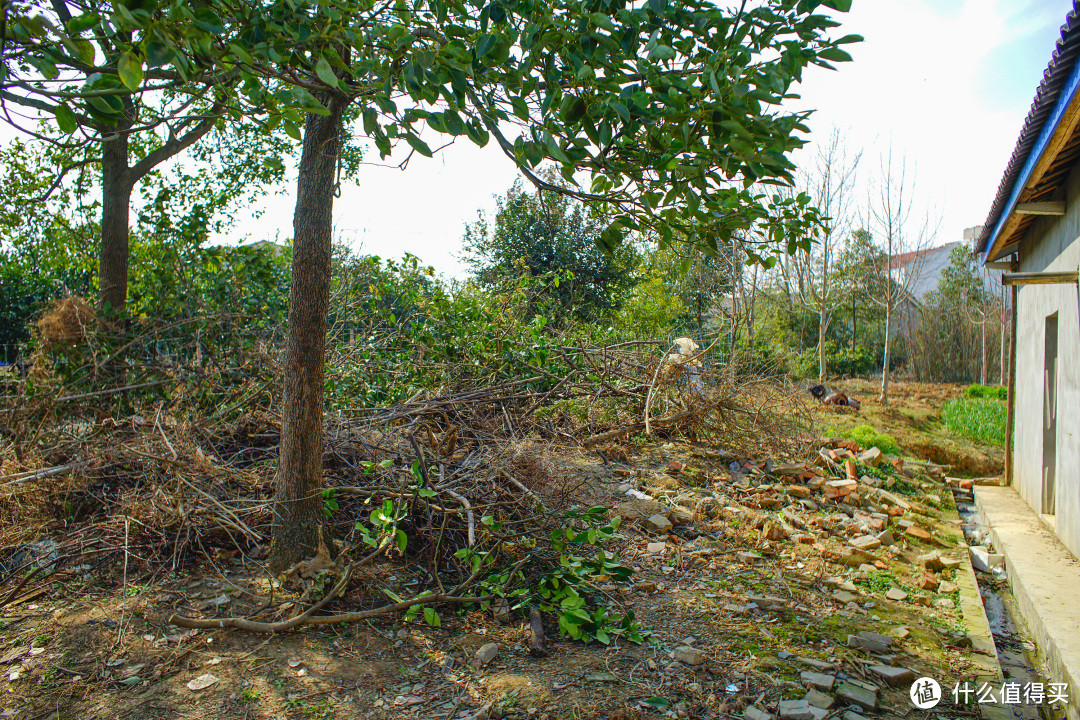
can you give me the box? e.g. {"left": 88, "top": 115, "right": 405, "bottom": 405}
{"left": 127, "top": 104, "right": 223, "bottom": 182}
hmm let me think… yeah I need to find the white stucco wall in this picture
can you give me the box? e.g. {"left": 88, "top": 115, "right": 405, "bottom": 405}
{"left": 1012, "top": 168, "right": 1080, "bottom": 560}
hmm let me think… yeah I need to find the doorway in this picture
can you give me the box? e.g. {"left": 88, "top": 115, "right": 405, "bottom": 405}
{"left": 1042, "top": 313, "right": 1058, "bottom": 516}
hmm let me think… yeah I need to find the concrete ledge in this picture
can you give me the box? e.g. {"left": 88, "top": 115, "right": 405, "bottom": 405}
{"left": 975, "top": 485, "right": 1080, "bottom": 720}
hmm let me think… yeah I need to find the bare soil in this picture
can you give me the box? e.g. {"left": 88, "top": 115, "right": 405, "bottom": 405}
{"left": 1, "top": 380, "right": 1004, "bottom": 720}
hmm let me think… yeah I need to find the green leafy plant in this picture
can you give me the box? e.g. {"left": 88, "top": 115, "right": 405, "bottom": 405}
{"left": 962, "top": 384, "right": 1008, "bottom": 400}
{"left": 841, "top": 425, "right": 900, "bottom": 455}
{"left": 462, "top": 507, "right": 643, "bottom": 646}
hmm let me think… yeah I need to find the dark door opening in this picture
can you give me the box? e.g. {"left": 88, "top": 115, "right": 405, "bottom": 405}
{"left": 1043, "top": 313, "right": 1058, "bottom": 516}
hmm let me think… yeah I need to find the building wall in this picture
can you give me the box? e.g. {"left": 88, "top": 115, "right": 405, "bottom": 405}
{"left": 1012, "top": 165, "right": 1080, "bottom": 560}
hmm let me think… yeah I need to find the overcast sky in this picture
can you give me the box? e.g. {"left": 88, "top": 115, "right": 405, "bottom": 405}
{"left": 5, "top": 0, "right": 1074, "bottom": 278}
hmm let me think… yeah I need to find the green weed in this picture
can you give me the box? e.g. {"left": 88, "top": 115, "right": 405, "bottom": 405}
{"left": 942, "top": 398, "right": 1006, "bottom": 446}
{"left": 962, "top": 384, "right": 1007, "bottom": 400}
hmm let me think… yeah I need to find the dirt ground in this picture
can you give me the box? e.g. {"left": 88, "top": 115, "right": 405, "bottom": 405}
{"left": 0, "top": 380, "right": 1006, "bottom": 720}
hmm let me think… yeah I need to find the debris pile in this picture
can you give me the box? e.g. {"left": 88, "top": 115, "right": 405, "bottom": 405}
{"left": 607, "top": 434, "right": 977, "bottom": 718}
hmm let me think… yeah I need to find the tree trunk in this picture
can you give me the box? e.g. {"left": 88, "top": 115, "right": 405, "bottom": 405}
{"left": 851, "top": 295, "right": 856, "bottom": 353}
{"left": 817, "top": 307, "right": 827, "bottom": 382}
{"left": 880, "top": 305, "right": 892, "bottom": 406}
{"left": 269, "top": 98, "right": 347, "bottom": 573}
{"left": 980, "top": 316, "right": 987, "bottom": 385}
{"left": 98, "top": 122, "right": 132, "bottom": 313}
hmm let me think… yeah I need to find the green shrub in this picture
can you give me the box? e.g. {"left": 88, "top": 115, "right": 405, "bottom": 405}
{"left": 962, "top": 384, "right": 1008, "bottom": 401}
{"left": 841, "top": 425, "right": 900, "bottom": 455}
{"left": 943, "top": 398, "right": 1006, "bottom": 446}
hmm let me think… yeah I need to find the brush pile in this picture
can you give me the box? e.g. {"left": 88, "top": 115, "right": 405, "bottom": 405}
{"left": 1, "top": 301, "right": 813, "bottom": 624}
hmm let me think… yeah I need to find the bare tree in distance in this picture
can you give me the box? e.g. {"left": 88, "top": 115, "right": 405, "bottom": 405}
{"left": 864, "top": 148, "right": 941, "bottom": 406}
{"left": 791, "top": 128, "right": 861, "bottom": 381}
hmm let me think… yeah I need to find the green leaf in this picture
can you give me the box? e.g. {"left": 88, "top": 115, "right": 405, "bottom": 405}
{"left": 823, "top": 0, "right": 852, "bottom": 10}
{"left": 67, "top": 12, "right": 100, "bottom": 34}
{"left": 117, "top": 51, "right": 144, "bottom": 91}
{"left": 589, "top": 12, "right": 615, "bottom": 32}
{"left": 74, "top": 39, "right": 96, "bottom": 66}
{"left": 396, "top": 529, "right": 407, "bottom": 552}
{"left": 649, "top": 45, "right": 676, "bottom": 62}
{"left": 818, "top": 47, "right": 853, "bottom": 63}
{"left": 54, "top": 103, "right": 78, "bottom": 133}
{"left": 476, "top": 33, "right": 497, "bottom": 58}
{"left": 405, "top": 134, "right": 433, "bottom": 157}
{"left": 29, "top": 57, "right": 59, "bottom": 80}
{"left": 228, "top": 43, "right": 253, "bottom": 66}
{"left": 283, "top": 122, "right": 302, "bottom": 141}
{"left": 315, "top": 56, "right": 339, "bottom": 88}
{"left": 423, "top": 607, "right": 442, "bottom": 627}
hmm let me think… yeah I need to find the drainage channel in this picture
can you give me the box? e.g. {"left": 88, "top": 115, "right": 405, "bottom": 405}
{"left": 950, "top": 482, "right": 1063, "bottom": 720}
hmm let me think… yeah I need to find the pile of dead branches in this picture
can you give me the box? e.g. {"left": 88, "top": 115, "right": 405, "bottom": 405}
{"left": 1, "top": 324, "right": 812, "bottom": 629}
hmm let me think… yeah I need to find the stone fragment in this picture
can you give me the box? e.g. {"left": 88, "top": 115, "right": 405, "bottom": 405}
{"left": 797, "top": 657, "right": 835, "bottom": 671}
{"left": 737, "top": 551, "right": 762, "bottom": 564}
{"left": 849, "top": 535, "right": 881, "bottom": 551}
{"left": 885, "top": 588, "right": 908, "bottom": 602}
{"left": 847, "top": 632, "right": 892, "bottom": 653}
{"left": 904, "top": 525, "right": 932, "bottom": 542}
{"left": 875, "top": 530, "right": 895, "bottom": 547}
{"left": 804, "top": 689, "right": 835, "bottom": 709}
{"left": 917, "top": 551, "right": 945, "bottom": 571}
{"left": 857, "top": 447, "right": 883, "bottom": 466}
{"left": 645, "top": 514, "right": 673, "bottom": 534}
{"left": 646, "top": 541, "right": 667, "bottom": 554}
{"left": 969, "top": 546, "right": 1004, "bottom": 572}
{"left": 919, "top": 573, "right": 940, "bottom": 591}
{"left": 832, "top": 590, "right": 858, "bottom": 604}
{"left": 778, "top": 699, "right": 813, "bottom": 720}
{"left": 743, "top": 707, "right": 773, "bottom": 720}
{"left": 808, "top": 708, "right": 828, "bottom": 720}
{"left": 835, "top": 681, "right": 877, "bottom": 710}
{"left": 800, "top": 671, "right": 836, "bottom": 691}
{"left": 787, "top": 485, "right": 811, "bottom": 498}
{"left": 475, "top": 642, "right": 499, "bottom": 665}
{"left": 764, "top": 522, "right": 787, "bottom": 541}
{"left": 842, "top": 712, "right": 871, "bottom": 720}
{"left": 939, "top": 580, "right": 958, "bottom": 593}
{"left": 891, "top": 626, "right": 910, "bottom": 640}
{"left": 187, "top": 674, "right": 219, "bottom": 691}
{"left": 869, "top": 666, "right": 915, "bottom": 686}
{"left": 673, "top": 646, "right": 707, "bottom": 666}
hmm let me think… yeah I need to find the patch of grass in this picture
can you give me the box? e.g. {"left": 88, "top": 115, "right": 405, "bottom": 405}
{"left": 834, "top": 425, "right": 900, "bottom": 455}
{"left": 855, "top": 572, "right": 898, "bottom": 594}
{"left": 962, "top": 384, "right": 1007, "bottom": 400}
{"left": 942, "top": 398, "right": 1006, "bottom": 446}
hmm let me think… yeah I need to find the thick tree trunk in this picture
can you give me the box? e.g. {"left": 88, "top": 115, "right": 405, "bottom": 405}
{"left": 269, "top": 98, "right": 347, "bottom": 573}
{"left": 98, "top": 123, "right": 132, "bottom": 313}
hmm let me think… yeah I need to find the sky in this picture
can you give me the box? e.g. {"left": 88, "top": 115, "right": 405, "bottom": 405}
{"left": 290, "top": 0, "right": 1073, "bottom": 278}
{"left": 4, "top": 0, "right": 1074, "bottom": 278}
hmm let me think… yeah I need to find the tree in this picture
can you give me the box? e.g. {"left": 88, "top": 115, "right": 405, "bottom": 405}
{"left": 789, "top": 128, "right": 860, "bottom": 380}
{"left": 462, "top": 172, "right": 636, "bottom": 324}
{"left": 0, "top": 2, "right": 292, "bottom": 313}
{"left": 189, "top": 0, "right": 857, "bottom": 570}
{"left": 864, "top": 149, "right": 939, "bottom": 406}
